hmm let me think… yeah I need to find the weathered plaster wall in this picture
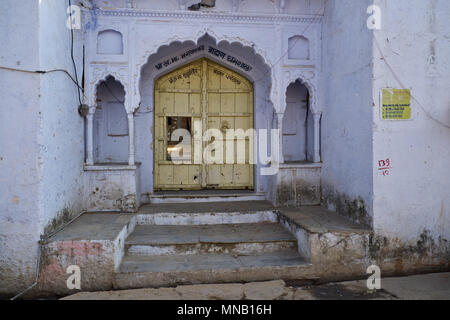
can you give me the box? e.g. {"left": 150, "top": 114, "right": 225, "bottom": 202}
{"left": 0, "top": 0, "right": 85, "bottom": 296}
{"left": 276, "top": 163, "right": 322, "bottom": 207}
{"left": 38, "top": 0, "right": 85, "bottom": 235}
{"left": 371, "top": 0, "right": 450, "bottom": 263}
{"left": 84, "top": 164, "right": 141, "bottom": 212}
{"left": 321, "top": 0, "right": 374, "bottom": 227}
{"left": 0, "top": 0, "right": 42, "bottom": 297}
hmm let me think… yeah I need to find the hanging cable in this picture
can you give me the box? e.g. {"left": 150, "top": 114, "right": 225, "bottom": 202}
{"left": 0, "top": 65, "right": 84, "bottom": 93}
{"left": 100, "top": 81, "right": 124, "bottom": 104}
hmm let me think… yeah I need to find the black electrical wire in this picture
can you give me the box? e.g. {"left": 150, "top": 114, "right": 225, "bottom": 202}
{"left": 1, "top": 0, "right": 85, "bottom": 104}
{"left": 100, "top": 81, "right": 124, "bottom": 103}
{"left": 0, "top": 65, "right": 84, "bottom": 93}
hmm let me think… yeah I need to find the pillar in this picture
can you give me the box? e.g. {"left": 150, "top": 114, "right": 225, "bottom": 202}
{"left": 127, "top": 112, "right": 135, "bottom": 166}
{"left": 313, "top": 112, "right": 321, "bottom": 163}
{"left": 276, "top": 112, "right": 284, "bottom": 164}
{"left": 86, "top": 110, "right": 95, "bottom": 165}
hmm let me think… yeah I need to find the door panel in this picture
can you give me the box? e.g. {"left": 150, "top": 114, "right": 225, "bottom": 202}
{"left": 154, "top": 58, "right": 253, "bottom": 190}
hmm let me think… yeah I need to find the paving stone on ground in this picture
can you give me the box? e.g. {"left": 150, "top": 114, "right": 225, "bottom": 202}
{"left": 61, "top": 287, "right": 180, "bottom": 300}
{"left": 242, "top": 280, "right": 290, "bottom": 300}
{"left": 291, "top": 288, "right": 317, "bottom": 300}
{"left": 61, "top": 273, "right": 450, "bottom": 300}
{"left": 175, "top": 283, "right": 244, "bottom": 300}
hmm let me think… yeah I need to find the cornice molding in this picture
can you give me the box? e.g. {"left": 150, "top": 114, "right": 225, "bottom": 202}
{"left": 92, "top": 8, "right": 323, "bottom": 24}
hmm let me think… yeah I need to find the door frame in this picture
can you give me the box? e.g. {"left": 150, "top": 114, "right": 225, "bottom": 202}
{"left": 153, "top": 58, "right": 255, "bottom": 191}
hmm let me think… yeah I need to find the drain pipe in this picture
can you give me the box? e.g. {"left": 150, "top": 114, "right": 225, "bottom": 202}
{"left": 10, "top": 210, "right": 87, "bottom": 300}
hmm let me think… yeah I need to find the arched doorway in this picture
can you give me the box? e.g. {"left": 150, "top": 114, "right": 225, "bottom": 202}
{"left": 154, "top": 58, "right": 254, "bottom": 190}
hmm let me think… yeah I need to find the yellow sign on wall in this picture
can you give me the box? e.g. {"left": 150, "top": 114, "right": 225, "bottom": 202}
{"left": 381, "top": 88, "right": 411, "bottom": 120}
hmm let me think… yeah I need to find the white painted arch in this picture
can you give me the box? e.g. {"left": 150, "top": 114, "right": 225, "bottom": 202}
{"left": 133, "top": 29, "right": 277, "bottom": 113}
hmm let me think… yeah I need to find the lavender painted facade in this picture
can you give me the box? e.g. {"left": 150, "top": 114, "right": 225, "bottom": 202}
{"left": 0, "top": 0, "right": 449, "bottom": 297}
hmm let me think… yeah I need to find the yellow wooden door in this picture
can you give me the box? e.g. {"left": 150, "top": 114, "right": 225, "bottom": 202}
{"left": 154, "top": 58, "right": 253, "bottom": 190}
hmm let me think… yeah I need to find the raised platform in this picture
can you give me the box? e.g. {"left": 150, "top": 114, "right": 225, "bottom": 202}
{"left": 35, "top": 202, "right": 372, "bottom": 296}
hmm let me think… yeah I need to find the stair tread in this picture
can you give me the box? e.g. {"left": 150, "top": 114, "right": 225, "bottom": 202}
{"left": 138, "top": 201, "right": 275, "bottom": 214}
{"left": 126, "top": 223, "right": 296, "bottom": 245}
{"left": 119, "top": 250, "right": 306, "bottom": 273}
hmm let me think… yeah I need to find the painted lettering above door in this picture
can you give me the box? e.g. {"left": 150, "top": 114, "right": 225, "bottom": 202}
{"left": 154, "top": 45, "right": 253, "bottom": 73}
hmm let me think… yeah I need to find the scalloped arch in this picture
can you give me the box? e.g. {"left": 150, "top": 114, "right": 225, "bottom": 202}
{"left": 133, "top": 29, "right": 276, "bottom": 111}
{"left": 284, "top": 71, "right": 319, "bottom": 115}
{"left": 89, "top": 72, "right": 129, "bottom": 112}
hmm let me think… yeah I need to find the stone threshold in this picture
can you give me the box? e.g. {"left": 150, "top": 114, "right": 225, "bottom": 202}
{"left": 84, "top": 163, "right": 141, "bottom": 171}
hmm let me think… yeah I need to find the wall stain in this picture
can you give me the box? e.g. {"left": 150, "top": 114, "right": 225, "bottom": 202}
{"left": 44, "top": 207, "right": 75, "bottom": 236}
{"left": 325, "top": 190, "right": 371, "bottom": 227}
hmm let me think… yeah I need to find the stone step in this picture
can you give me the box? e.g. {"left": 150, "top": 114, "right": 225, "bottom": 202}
{"left": 136, "top": 201, "right": 278, "bottom": 225}
{"left": 115, "top": 250, "right": 312, "bottom": 289}
{"left": 149, "top": 191, "right": 266, "bottom": 204}
{"left": 125, "top": 223, "right": 297, "bottom": 256}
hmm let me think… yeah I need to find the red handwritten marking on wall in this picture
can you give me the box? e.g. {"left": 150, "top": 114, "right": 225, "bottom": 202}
{"left": 378, "top": 158, "right": 392, "bottom": 176}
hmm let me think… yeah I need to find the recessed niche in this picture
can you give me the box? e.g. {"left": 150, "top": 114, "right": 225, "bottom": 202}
{"left": 94, "top": 76, "right": 128, "bottom": 163}
{"left": 283, "top": 80, "right": 313, "bottom": 162}
{"left": 288, "top": 35, "right": 310, "bottom": 60}
{"left": 97, "top": 29, "right": 124, "bottom": 55}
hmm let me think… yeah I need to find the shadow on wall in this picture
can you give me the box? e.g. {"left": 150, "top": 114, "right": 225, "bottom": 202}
{"left": 93, "top": 76, "right": 129, "bottom": 163}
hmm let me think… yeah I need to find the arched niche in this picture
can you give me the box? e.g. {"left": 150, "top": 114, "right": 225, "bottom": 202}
{"left": 97, "top": 29, "right": 124, "bottom": 55}
{"left": 288, "top": 35, "right": 310, "bottom": 60}
{"left": 93, "top": 76, "right": 128, "bottom": 163}
{"left": 283, "top": 79, "right": 314, "bottom": 162}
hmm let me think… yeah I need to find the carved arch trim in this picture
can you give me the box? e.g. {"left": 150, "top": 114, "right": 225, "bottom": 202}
{"left": 283, "top": 70, "right": 319, "bottom": 115}
{"left": 133, "top": 28, "right": 277, "bottom": 112}
{"left": 87, "top": 66, "right": 130, "bottom": 113}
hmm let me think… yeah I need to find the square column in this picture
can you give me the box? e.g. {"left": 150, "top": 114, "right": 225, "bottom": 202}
{"left": 313, "top": 112, "right": 321, "bottom": 163}
{"left": 127, "top": 112, "right": 135, "bottom": 166}
{"left": 276, "top": 113, "right": 285, "bottom": 164}
{"left": 86, "top": 110, "right": 95, "bottom": 165}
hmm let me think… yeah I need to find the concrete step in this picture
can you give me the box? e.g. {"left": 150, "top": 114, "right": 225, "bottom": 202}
{"left": 125, "top": 223, "right": 297, "bottom": 256}
{"left": 115, "top": 250, "right": 312, "bottom": 289}
{"left": 37, "top": 205, "right": 374, "bottom": 295}
{"left": 136, "top": 201, "right": 278, "bottom": 225}
{"left": 149, "top": 190, "right": 266, "bottom": 204}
